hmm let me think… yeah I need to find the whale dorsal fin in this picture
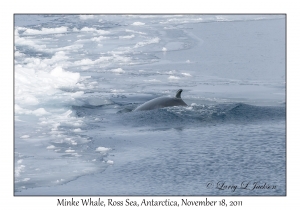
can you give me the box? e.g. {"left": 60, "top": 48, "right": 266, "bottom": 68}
{"left": 175, "top": 89, "right": 183, "bottom": 98}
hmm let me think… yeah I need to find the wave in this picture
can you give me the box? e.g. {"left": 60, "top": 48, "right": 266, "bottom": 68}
{"left": 116, "top": 103, "right": 286, "bottom": 128}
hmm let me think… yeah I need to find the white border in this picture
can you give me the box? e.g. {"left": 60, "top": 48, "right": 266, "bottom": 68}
{"left": 2, "top": 0, "right": 298, "bottom": 209}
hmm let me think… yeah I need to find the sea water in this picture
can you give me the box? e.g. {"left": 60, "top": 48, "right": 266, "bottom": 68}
{"left": 14, "top": 14, "right": 286, "bottom": 195}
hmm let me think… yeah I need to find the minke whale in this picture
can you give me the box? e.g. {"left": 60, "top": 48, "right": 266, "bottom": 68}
{"left": 134, "top": 89, "right": 188, "bottom": 111}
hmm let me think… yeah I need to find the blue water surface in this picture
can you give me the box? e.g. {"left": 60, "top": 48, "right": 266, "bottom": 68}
{"left": 14, "top": 14, "right": 286, "bottom": 195}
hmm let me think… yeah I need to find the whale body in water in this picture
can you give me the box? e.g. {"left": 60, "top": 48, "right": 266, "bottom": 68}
{"left": 134, "top": 89, "right": 188, "bottom": 111}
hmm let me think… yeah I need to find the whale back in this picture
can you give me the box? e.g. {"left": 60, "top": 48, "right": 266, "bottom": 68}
{"left": 134, "top": 89, "right": 187, "bottom": 111}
